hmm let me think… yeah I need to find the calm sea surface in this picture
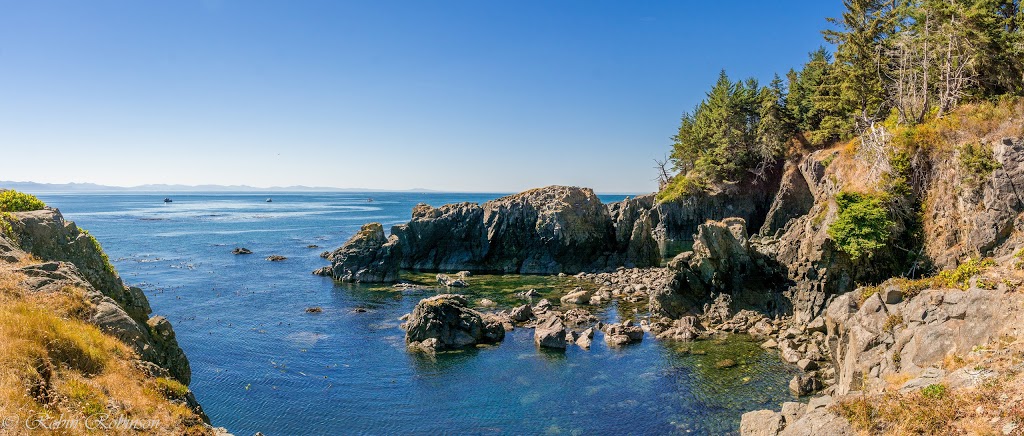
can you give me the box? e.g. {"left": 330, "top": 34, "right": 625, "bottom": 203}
{"left": 33, "top": 192, "right": 799, "bottom": 435}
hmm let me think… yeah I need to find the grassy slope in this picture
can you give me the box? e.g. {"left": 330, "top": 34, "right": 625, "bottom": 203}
{"left": 0, "top": 253, "right": 213, "bottom": 435}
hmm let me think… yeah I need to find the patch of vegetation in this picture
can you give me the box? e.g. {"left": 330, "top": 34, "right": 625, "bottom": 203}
{"left": 858, "top": 285, "right": 881, "bottom": 304}
{"left": 883, "top": 314, "right": 904, "bottom": 333}
{"left": 0, "top": 266, "right": 211, "bottom": 434}
{"left": 64, "top": 378, "right": 107, "bottom": 416}
{"left": 0, "top": 212, "right": 16, "bottom": 243}
{"left": 0, "top": 190, "right": 46, "bottom": 212}
{"left": 656, "top": 175, "right": 707, "bottom": 202}
{"left": 888, "top": 277, "right": 933, "bottom": 300}
{"left": 80, "top": 228, "right": 118, "bottom": 278}
{"left": 958, "top": 142, "right": 1000, "bottom": 185}
{"left": 828, "top": 191, "right": 895, "bottom": 261}
{"left": 921, "top": 384, "right": 947, "bottom": 400}
{"left": 155, "top": 377, "right": 190, "bottom": 400}
{"left": 935, "top": 258, "right": 994, "bottom": 290}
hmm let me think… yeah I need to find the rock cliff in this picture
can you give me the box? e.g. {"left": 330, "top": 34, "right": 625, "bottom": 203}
{"left": 6, "top": 209, "right": 194, "bottom": 385}
{"left": 0, "top": 201, "right": 218, "bottom": 433}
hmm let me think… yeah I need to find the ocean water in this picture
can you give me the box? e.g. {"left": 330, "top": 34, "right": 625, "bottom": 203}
{"left": 33, "top": 192, "right": 799, "bottom": 435}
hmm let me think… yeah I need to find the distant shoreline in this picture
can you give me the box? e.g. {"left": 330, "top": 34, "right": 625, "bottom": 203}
{"left": 1, "top": 181, "right": 643, "bottom": 197}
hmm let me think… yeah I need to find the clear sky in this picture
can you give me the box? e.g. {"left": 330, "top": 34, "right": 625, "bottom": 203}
{"left": 0, "top": 1, "right": 842, "bottom": 193}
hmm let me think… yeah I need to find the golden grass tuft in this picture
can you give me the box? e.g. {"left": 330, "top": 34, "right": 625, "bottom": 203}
{"left": 0, "top": 263, "right": 212, "bottom": 435}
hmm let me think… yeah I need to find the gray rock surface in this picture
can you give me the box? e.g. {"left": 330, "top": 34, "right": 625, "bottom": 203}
{"left": 534, "top": 316, "right": 567, "bottom": 349}
{"left": 403, "top": 294, "right": 505, "bottom": 352}
{"left": 321, "top": 222, "right": 402, "bottom": 283}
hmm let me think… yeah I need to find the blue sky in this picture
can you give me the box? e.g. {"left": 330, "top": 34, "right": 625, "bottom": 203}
{"left": 0, "top": 1, "right": 842, "bottom": 193}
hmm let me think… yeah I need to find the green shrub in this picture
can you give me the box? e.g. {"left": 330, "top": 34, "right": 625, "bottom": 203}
{"left": 0, "top": 190, "right": 46, "bottom": 212}
{"left": 935, "top": 258, "right": 994, "bottom": 290}
{"left": 0, "top": 212, "right": 15, "bottom": 242}
{"left": 958, "top": 142, "right": 999, "bottom": 184}
{"left": 828, "top": 191, "right": 894, "bottom": 261}
{"left": 656, "top": 175, "right": 707, "bottom": 203}
{"left": 921, "top": 384, "right": 946, "bottom": 400}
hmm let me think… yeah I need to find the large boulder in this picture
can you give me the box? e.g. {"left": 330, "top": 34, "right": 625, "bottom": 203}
{"left": 322, "top": 222, "right": 402, "bottom": 283}
{"left": 404, "top": 294, "right": 505, "bottom": 352}
{"left": 533, "top": 316, "right": 567, "bottom": 349}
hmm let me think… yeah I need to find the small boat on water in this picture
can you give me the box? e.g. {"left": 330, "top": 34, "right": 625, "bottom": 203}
{"left": 266, "top": 198, "right": 273, "bottom": 203}
{"left": 163, "top": 198, "right": 173, "bottom": 203}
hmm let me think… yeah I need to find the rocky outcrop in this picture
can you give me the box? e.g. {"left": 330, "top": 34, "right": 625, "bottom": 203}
{"left": 5, "top": 209, "right": 193, "bottom": 386}
{"left": 320, "top": 222, "right": 402, "bottom": 283}
{"left": 650, "top": 218, "right": 787, "bottom": 320}
{"left": 391, "top": 186, "right": 657, "bottom": 274}
{"left": 759, "top": 159, "right": 816, "bottom": 237}
{"left": 923, "top": 137, "right": 1024, "bottom": 268}
{"left": 403, "top": 294, "right": 505, "bottom": 352}
{"left": 825, "top": 273, "right": 1024, "bottom": 396}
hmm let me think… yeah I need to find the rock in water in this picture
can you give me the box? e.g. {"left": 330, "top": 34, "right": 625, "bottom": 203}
{"left": 404, "top": 294, "right": 504, "bottom": 352}
{"left": 534, "top": 316, "right": 567, "bottom": 349}
{"left": 436, "top": 273, "right": 469, "bottom": 287}
{"left": 391, "top": 185, "right": 659, "bottom": 274}
{"left": 603, "top": 322, "right": 644, "bottom": 346}
{"left": 320, "top": 223, "right": 402, "bottom": 283}
{"left": 232, "top": 247, "right": 252, "bottom": 255}
{"left": 509, "top": 304, "right": 534, "bottom": 323}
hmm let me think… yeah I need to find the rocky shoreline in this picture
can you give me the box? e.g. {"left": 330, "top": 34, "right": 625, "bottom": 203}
{"left": 312, "top": 135, "right": 1024, "bottom": 434}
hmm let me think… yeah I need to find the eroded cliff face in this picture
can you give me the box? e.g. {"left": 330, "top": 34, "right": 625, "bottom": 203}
{"left": 923, "top": 137, "right": 1024, "bottom": 269}
{"left": 5, "top": 209, "right": 193, "bottom": 387}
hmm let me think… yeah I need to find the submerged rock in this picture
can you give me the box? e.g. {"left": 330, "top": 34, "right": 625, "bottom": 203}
{"left": 404, "top": 294, "right": 504, "bottom": 352}
{"left": 232, "top": 247, "right": 252, "bottom": 255}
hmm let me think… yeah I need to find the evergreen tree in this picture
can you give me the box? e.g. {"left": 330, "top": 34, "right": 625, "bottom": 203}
{"left": 824, "top": 0, "right": 901, "bottom": 127}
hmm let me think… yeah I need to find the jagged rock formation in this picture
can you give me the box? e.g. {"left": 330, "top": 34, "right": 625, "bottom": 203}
{"left": 6, "top": 209, "right": 193, "bottom": 386}
{"left": 319, "top": 222, "right": 401, "bottom": 283}
{"left": 403, "top": 294, "right": 505, "bottom": 352}
{"left": 319, "top": 186, "right": 662, "bottom": 278}
{"left": 826, "top": 274, "right": 1024, "bottom": 396}
{"left": 650, "top": 218, "right": 787, "bottom": 319}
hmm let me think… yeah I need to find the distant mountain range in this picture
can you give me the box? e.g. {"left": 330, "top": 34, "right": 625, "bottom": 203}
{"left": 0, "top": 181, "right": 441, "bottom": 193}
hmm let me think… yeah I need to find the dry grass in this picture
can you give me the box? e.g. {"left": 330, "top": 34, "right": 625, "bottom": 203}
{"left": 0, "top": 262, "right": 212, "bottom": 435}
{"left": 837, "top": 330, "right": 1024, "bottom": 435}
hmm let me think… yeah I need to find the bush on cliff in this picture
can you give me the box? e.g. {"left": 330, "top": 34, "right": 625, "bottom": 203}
{"left": 828, "top": 191, "right": 894, "bottom": 261}
{"left": 0, "top": 190, "right": 46, "bottom": 212}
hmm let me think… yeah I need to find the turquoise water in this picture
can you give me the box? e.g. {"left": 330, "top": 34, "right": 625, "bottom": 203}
{"left": 34, "top": 192, "right": 798, "bottom": 435}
